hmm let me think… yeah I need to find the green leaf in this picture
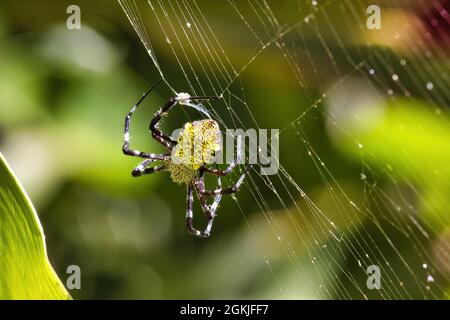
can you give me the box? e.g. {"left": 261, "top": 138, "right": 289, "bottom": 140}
{"left": 0, "top": 152, "right": 71, "bottom": 300}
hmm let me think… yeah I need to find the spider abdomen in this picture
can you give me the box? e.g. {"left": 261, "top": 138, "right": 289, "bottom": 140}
{"left": 171, "top": 119, "right": 221, "bottom": 169}
{"left": 166, "top": 119, "right": 221, "bottom": 184}
{"left": 165, "top": 162, "right": 198, "bottom": 184}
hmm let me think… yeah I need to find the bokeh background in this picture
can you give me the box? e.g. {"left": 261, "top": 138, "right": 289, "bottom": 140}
{"left": 0, "top": 0, "right": 449, "bottom": 299}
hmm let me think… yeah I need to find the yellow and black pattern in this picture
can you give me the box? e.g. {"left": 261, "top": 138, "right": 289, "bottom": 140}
{"left": 172, "top": 120, "right": 222, "bottom": 170}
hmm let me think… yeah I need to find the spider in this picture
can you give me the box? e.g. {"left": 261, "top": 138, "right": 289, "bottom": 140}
{"left": 122, "top": 79, "right": 250, "bottom": 238}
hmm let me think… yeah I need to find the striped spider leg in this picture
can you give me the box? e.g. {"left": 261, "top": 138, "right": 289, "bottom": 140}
{"left": 187, "top": 138, "right": 251, "bottom": 238}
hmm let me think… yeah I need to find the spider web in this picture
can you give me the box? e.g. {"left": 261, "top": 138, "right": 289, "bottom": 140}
{"left": 117, "top": 0, "right": 450, "bottom": 299}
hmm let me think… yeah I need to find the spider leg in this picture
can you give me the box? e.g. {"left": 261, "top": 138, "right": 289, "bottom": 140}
{"left": 195, "top": 175, "right": 222, "bottom": 237}
{"left": 149, "top": 95, "right": 221, "bottom": 149}
{"left": 185, "top": 183, "right": 209, "bottom": 238}
{"left": 149, "top": 98, "right": 179, "bottom": 149}
{"left": 131, "top": 158, "right": 165, "bottom": 177}
{"left": 123, "top": 79, "right": 168, "bottom": 159}
{"left": 199, "top": 165, "right": 251, "bottom": 196}
{"left": 185, "top": 95, "right": 222, "bottom": 101}
{"left": 204, "top": 133, "right": 244, "bottom": 176}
